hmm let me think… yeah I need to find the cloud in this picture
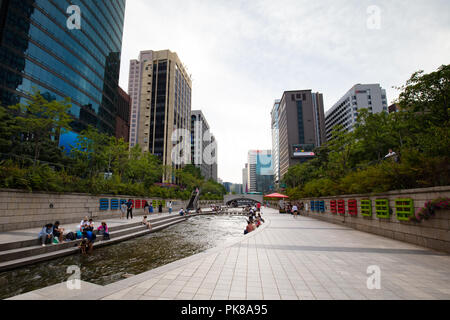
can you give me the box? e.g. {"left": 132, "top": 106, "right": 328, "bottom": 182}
{"left": 119, "top": 0, "right": 450, "bottom": 183}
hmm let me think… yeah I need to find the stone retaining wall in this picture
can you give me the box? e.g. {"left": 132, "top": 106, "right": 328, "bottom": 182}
{"left": 0, "top": 189, "right": 189, "bottom": 232}
{"left": 292, "top": 186, "right": 450, "bottom": 253}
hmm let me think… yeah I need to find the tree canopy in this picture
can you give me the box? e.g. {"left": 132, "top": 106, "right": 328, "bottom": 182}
{"left": 282, "top": 64, "right": 450, "bottom": 198}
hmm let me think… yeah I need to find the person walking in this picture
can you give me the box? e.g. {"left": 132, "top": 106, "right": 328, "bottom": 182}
{"left": 292, "top": 204, "right": 298, "bottom": 218}
{"left": 158, "top": 202, "right": 163, "bottom": 214}
{"left": 143, "top": 200, "right": 149, "bottom": 215}
{"left": 127, "top": 199, "right": 134, "bottom": 220}
{"left": 168, "top": 201, "right": 173, "bottom": 214}
{"left": 120, "top": 201, "right": 127, "bottom": 219}
{"left": 149, "top": 202, "right": 154, "bottom": 214}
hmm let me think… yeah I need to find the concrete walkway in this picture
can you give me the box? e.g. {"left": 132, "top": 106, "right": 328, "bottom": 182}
{"left": 9, "top": 207, "right": 450, "bottom": 300}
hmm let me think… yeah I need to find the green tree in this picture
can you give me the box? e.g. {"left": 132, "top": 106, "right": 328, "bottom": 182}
{"left": 0, "top": 105, "right": 17, "bottom": 153}
{"left": 9, "top": 91, "right": 72, "bottom": 163}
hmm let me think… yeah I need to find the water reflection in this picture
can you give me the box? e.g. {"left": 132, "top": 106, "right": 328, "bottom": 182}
{"left": 0, "top": 215, "right": 247, "bottom": 299}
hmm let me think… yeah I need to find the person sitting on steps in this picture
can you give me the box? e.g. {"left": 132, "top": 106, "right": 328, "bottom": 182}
{"left": 97, "top": 221, "right": 110, "bottom": 240}
{"left": 52, "top": 221, "right": 65, "bottom": 243}
{"left": 142, "top": 216, "right": 152, "bottom": 230}
{"left": 39, "top": 224, "right": 54, "bottom": 247}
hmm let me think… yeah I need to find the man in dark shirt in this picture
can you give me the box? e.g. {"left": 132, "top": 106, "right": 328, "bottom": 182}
{"left": 53, "top": 221, "right": 64, "bottom": 243}
{"left": 127, "top": 199, "right": 133, "bottom": 220}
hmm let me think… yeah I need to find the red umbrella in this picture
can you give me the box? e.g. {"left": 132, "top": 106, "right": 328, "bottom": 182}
{"left": 264, "top": 193, "right": 289, "bottom": 198}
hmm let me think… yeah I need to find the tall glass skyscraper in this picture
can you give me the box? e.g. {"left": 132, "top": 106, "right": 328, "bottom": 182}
{"left": 247, "top": 150, "right": 274, "bottom": 194}
{"left": 0, "top": 0, "right": 126, "bottom": 142}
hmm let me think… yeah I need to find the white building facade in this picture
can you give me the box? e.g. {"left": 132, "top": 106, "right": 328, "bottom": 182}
{"left": 325, "top": 84, "right": 388, "bottom": 141}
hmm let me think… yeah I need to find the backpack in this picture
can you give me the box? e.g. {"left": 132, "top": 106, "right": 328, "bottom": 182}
{"left": 65, "top": 232, "right": 76, "bottom": 241}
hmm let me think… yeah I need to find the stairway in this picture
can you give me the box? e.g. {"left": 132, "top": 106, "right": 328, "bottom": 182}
{"left": 0, "top": 215, "right": 189, "bottom": 272}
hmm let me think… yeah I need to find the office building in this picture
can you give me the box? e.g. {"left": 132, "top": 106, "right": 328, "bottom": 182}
{"left": 223, "top": 182, "right": 232, "bottom": 194}
{"left": 247, "top": 150, "right": 274, "bottom": 194}
{"left": 210, "top": 134, "right": 218, "bottom": 182}
{"left": 271, "top": 99, "right": 281, "bottom": 183}
{"left": 242, "top": 163, "right": 248, "bottom": 193}
{"left": 0, "top": 0, "right": 126, "bottom": 145}
{"left": 277, "top": 90, "right": 326, "bottom": 180}
{"left": 191, "top": 110, "right": 217, "bottom": 181}
{"left": 231, "top": 183, "right": 243, "bottom": 194}
{"left": 116, "top": 86, "right": 131, "bottom": 142}
{"left": 128, "top": 50, "right": 192, "bottom": 181}
{"left": 325, "top": 84, "right": 388, "bottom": 140}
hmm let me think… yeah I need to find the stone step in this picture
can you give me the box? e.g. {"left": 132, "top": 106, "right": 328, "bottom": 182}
{"left": 0, "top": 217, "right": 187, "bottom": 272}
{"left": 0, "top": 216, "right": 186, "bottom": 263}
{"left": 0, "top": 214, "right": 181, "bottom": 252}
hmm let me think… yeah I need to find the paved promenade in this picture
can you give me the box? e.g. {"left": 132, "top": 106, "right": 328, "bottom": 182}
{"left": 9, "top": 207, "right": 450, "bottom": 300}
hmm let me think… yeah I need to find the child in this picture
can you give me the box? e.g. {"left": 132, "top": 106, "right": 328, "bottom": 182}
{"left": 79, "top": 238, "right": 88, "bottom": 254}
{"left": 120, "top": 202, "right": 127, "bottom": 219}
{"left": 142, "top": 216, "right": 152, "bottom": 229}
{"left": 97, "top": 221, "right": 110, "bottom": 240}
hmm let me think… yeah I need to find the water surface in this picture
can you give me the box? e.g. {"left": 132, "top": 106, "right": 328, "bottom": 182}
{"left": 0, "top": 215, "right": 247, "bottom": 299}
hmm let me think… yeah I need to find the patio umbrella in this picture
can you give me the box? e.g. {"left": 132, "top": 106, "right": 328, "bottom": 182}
{"left": 264, "top": 193, "right": 289, "bottom": 198}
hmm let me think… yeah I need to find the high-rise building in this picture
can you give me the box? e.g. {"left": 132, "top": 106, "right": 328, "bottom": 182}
{"left": 210, "top": 134, "right": 218, "bottom": 182}
{"left": 325, "top": 84, "right": 388, "bottom": 141}
{"left": 222, "top": 182, "right": 232, "bottom": 194}
{"left": 0, "top": 0, "right": 126, "bottom": 143}
{"left": 231, "top": 183, "right": 243, "bottom": 194}
{"left": 191, "top": 110, "right": 217, "bottom": 181}
{"left": 277, "top": 90, "right": 326, "bottom": 180}
{"left": 128, "top": 50, "right": 192, "bottom": 181}
{"left": 271, "top": 99, "right": 281, "bottom": 184}
{"left": 242, "top": 163, "right": 248, "bottom": 194}
{"left": 116, "top": 86, "right": 131, "bottom": 142}
{"left": 247, "top": 150, "right": 274, "bottom": 194}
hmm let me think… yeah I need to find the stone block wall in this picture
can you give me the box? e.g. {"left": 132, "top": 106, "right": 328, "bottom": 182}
{"left": 292, "top": 186, "right": 450, "bottom": 253}
{"left": 0, "top": 189, "right": 188, "bottom": 232}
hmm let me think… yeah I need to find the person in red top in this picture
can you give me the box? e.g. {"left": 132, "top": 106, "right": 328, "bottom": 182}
{"left": 256, "top": 202, "right": 261, "bottom": 212}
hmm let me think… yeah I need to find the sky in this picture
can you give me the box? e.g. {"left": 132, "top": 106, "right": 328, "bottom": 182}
{"left": 118, "top": 0, "right": 450, "bottom": 184}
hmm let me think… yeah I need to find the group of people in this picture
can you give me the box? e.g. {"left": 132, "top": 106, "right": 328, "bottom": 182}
{"left": 120, "top": 200, "right": 168, "bottom": 220}
{"left": 244, "top": 207, "right": 265, "bottom": 235}
{"left": 37, "top": 216, "right": 110, "bottom": 254}
{"left": 283, "top": 202, "right": 305, "bottom": 217}
{"left": 38, "top": 221, "right": 65, "bottom": 246}
{"left": 243, "top": 203, "right": 265, "bottom": 234}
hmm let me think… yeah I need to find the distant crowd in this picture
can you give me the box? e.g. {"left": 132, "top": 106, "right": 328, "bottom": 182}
{"left": 244, "top": 202, "right": 265, "bottom": 235}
